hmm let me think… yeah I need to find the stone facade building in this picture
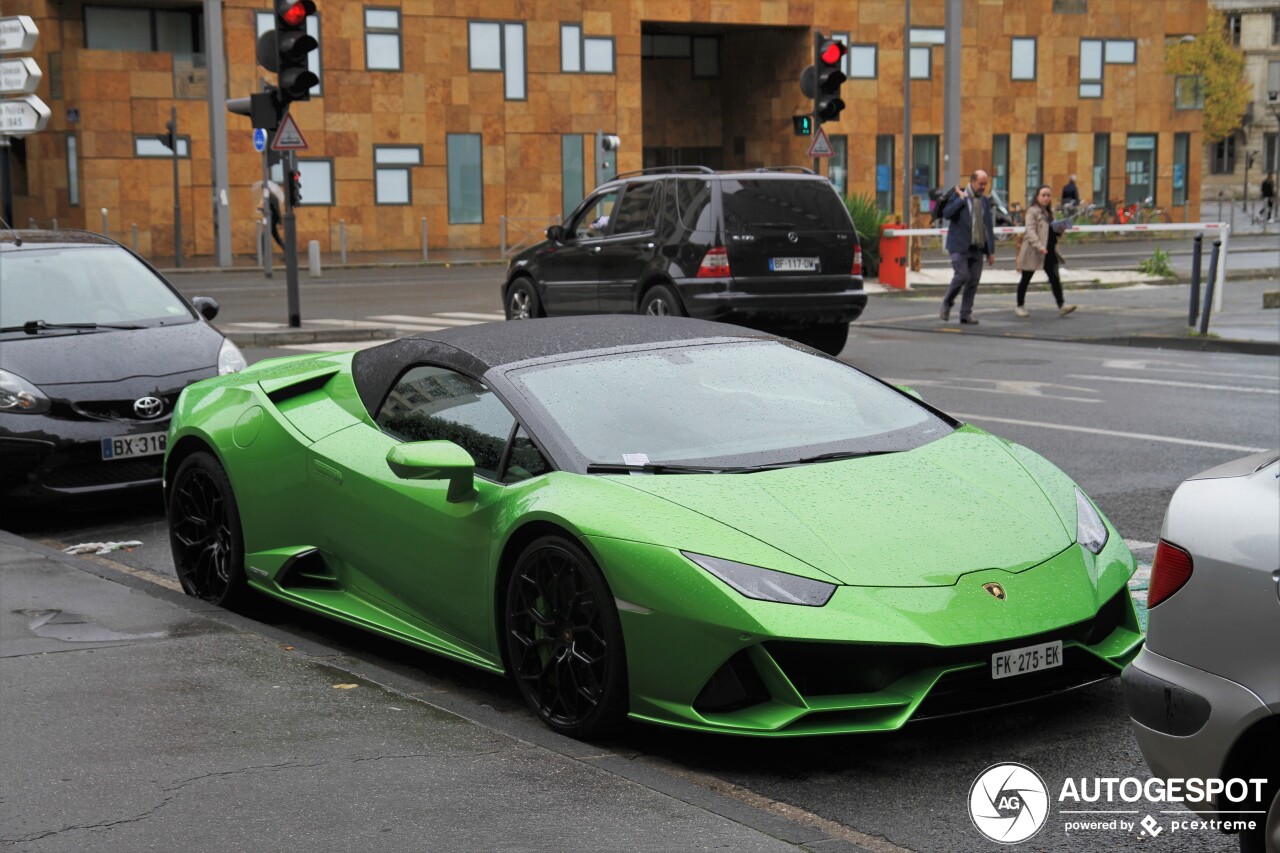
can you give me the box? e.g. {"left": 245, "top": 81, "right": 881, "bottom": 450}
{"left": 3, "top": 0, "right": 1208, "bottom": 259}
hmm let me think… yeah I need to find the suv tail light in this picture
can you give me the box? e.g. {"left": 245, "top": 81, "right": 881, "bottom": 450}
{"left": 852, "top": 246, "right": 863, "bottom": 276}
{"left": 697, "top": 246, "right": 731, "bottom": 278}
{"left": 1148, "top": 539, "right": 1193, "bottom": 608}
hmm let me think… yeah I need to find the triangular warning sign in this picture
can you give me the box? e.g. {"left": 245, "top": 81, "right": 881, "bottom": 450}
{"left": 271, "top": 113, "right": 309, "bottom": 151}
{"left": 806, "top": 127, "right": 834, "bottom": 158}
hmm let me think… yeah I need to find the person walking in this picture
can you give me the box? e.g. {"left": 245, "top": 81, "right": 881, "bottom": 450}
{"left": 1262, "top": 173, "right": 1276, "bottom": 223}
{"left": 1014, "top": 185, "right": 1076, "bottom": 318}
{"left": 1061, "top": 174, "right": 1080, "bottom": 208}
{"left": 939, "top": 170, "right": 996, "bottom": 325}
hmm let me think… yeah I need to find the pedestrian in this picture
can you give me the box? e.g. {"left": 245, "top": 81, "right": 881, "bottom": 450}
{"left": 939, "top": 170, "right": 996, "bottom": 325}
{"left": 1061, "top": 174, "right": 1080, "bottom": 209}
{"left": 1262, "top": 173, "right": 1276, "bottom": 223}
{"left": 253, "top": 179, "right": 285, "bottom": 250}
{"left": 1014, "top": 185, "right": 1076, "bottom": 318}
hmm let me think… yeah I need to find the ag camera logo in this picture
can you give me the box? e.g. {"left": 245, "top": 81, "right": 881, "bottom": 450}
{"left": 969, "top": 763, "right": 1050, "bottom": 844}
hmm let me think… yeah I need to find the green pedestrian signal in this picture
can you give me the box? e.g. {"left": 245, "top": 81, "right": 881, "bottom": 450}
{"left": 792, "top": 115, "right": 813, "bottom": 136}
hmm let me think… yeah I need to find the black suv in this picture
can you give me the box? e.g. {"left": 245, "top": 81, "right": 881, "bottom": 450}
{"left": 501, "top": 167, "right": 866, "bottom": 355}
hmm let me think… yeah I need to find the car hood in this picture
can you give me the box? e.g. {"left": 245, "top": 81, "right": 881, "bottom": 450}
{"left": 610, "top": 429, "right": 1075, "bottom": 587}
{"left": 0, "top": 322, "right": 223, "bottom": 386}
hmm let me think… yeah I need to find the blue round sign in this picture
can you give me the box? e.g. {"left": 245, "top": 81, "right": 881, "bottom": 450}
{"left": 253, "top": 127, "right": 267, "bottom": 153}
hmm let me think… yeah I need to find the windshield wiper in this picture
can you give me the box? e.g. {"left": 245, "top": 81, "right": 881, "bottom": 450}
{"left": 587, "top": 463, "right": 732, "bottom": 475}
{"left": 1, "top": 320, "right": 147, "bottom": 334}
{"left": 784, "top": 450, "right": 900, "bottom": 466}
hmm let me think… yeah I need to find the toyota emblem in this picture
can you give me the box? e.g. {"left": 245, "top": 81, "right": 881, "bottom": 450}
{"left": 133, "top": 396, "right": 164, "bottom": 419}
{"left": 787, "top": 231, "right": 799, "bottom": 243}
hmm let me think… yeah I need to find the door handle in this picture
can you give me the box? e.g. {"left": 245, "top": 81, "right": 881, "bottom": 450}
{"left": 592, "top": 246, "right": 602, "bottom": 253}
{"left": 643, "top": 242, "right": 655, "bottom": 250}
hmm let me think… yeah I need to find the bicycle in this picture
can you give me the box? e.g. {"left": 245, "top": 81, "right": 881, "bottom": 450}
{"left": 1135, "top": 196, "right": 1171, "bottom": 224}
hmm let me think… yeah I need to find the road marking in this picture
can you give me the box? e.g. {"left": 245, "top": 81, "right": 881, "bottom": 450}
{"left": 367, "top": 314, "right": 488, "bottom": 327}
{"left": 282, "top": 340, "right": 388, "bottom": 352}
{"left": 1123, "top": 539, "right": 1158, "bottom": 553}
{"left": 954, "top": 413, "right": 1270, "bottom": 453}
{"left": 433, "top": 312, "right": 506, "bottom": 321}
{"left": 1068, "top": 374, "right": 1279, "bottom": 395}
{"left": 309, "top": 318, "right": 445, "bottom": 332}
{"left": 888, "top": 377, "right": 1100, "bottom": 403}
{"left": 223, "top": 321, "right": 287, "bottom": 329}
{"left": 1100, "top": 358, "right": 1278, "bottom": 381}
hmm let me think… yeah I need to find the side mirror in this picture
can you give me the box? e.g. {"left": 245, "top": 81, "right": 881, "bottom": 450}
{"left": 545, "top": 225, "right": 565, "bottom": 242}
{"left": 895, "top": 384, "right": 924, "bottom": 401}
{"left": 191, "top": 296, "right": 220, "bottom": 321}
{"left": 386, "top": 441, "right": 476, "bottom": 502}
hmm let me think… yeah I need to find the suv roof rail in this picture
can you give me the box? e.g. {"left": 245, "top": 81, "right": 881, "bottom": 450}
{"left": 612, "top": 165, "right": 717, "bottom": 180}
{"left": 751, "top": 166, "right": 817, "bottom": 175}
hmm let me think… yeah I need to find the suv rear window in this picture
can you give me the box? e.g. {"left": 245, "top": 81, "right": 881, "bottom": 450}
{"left": 668, "top": 178, "right": 714, "bottom": 230}
{"left": 720, "top": 179, "right": 852, "bottom": 234}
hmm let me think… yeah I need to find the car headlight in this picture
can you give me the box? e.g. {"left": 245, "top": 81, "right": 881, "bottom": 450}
{"left": 0, "top": 369, "right": 51, "bottom": 414}
{"left": 682, "top": 551, "right": 836, "bottom": 606}
{"left": 218, "top": 338, "right": 246, "bottom": 375}
{"left": 1075, "top": 488, "right": 1109, "bottom": 555}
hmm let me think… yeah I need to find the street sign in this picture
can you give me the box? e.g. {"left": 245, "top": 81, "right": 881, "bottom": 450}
{"left": 270, "top": 112, "right": 308, "bottom": 151}
{"left": 0, "top": 15, "right": 38, "bottom": 54}
{"left": 253, "top": 127, "right": 267, "bottom": 152}
{"left": 806, "top": 127, "right": 834, "bottom": 158}
{"left": 0, "top": 94, "right": 50, "bottom": 134}
{"left": 0, "top": 56, "right": 41, "bottom": 95}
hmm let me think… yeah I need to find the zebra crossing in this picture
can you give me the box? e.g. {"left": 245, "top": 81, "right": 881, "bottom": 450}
{"left": 268, "top": 311, "right": 508, "bottom": 352}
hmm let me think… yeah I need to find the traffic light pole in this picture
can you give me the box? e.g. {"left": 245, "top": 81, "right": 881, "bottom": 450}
{"left": 283, "top": 148, "right": 301, "bottom": 327}
{"left": 811, "top": 32, "right": 820, "bottom": 176}
{"left": 169, "top": 107, "right": 183, "bottom": 268}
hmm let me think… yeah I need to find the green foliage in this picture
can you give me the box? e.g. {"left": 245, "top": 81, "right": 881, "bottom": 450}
{"left": 1165, "top": 8, "right": 1250, "bottom": 144}
{"left": 1138, "top": 246, "right": 1174, "bottom": 278}
{"left": 844, "top": 193, "right": 891, "bottom": 277}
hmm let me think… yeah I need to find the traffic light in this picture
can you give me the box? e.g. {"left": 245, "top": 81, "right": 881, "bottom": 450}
{"left": 274, "top": 0, "right": 318, "bottom": 104}
{"left": 287, "top": 169, "right": 303, "bottom": 207}
{"left": 792, "top": 115, "right": 813, "bottom": 136}
{"left": 813, "top": 36, "right": 847, "bottom": 124}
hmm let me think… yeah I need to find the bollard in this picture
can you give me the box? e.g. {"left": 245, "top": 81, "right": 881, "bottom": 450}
{"left": 421, "top": 217, "right": 428, "bottom": 262}
{"left": 339, "top": 219, "right": 347, "bottom": 265}
{"left": 256, "top": 222, "right": 265, "bottom": 269}
{"left": 308, "top": 240, "right": 322, "bottom": 278}
{"left": 101, "top": 208, "right": 109, "bottom": 237}
{"left": 500, "top": 215, "right": 507, "bottom": 257}
{"left": 1188, "top": 234, "right": 1202, "bottom": 328}
{"left": 1199, "top": 240, "right": 1220, "bottom": 336}
{"left": 27, "top": 217, "right": 35, "bottom": 229}
{"left": 1216, "top": 191, "right": 1224, "bottom": 224}
{"left": 51, "top": 218, "right": 57, "bottom": 231}
{"left": 132, "top": 223, "right": 138, "bottom": 252}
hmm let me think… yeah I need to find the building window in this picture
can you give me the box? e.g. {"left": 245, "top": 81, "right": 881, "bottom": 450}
{"left": 1105, "top": 40, "right": 1135, "bottom": 64}
{"left": 374, "top": 146, "right": 421, "bottom": 205}
{"left": 296, "top": 159, "right": 334, "bottom": 205}
{"left": 910, "top": 28, "right": 945, "bottom": 46}
{"left": 1265, "top": 133, "right": 1278, "bottom": 173}
{"left": 566, "top": 26, "right": 615, "bottom": 74}
{"left": 84, "top": 6, "right": 200, "bottom": 53}
{"left": 1270, "top": 61, "right": 1280, "bottom": 99}
{"left": 691, "top": 37, "right": 718, "bottom": 78}
{"left": 1011, "top": 38, "right": 1036, "bottom": 81}
{"left": 830, "top": 135, "right": 848, "bottom": 199}
{"left": 1026, "top": 134, "right": 1044, "bottom": 203}
{"left": 1211, "top": 136, "right": 1235, "bottom": 174}
{"left": 1125, "top": 134, "right": 1157, "bottom": 205}
{"left": 364, "top": 8, "right": 401, "bottom": 71}
{"left": 1053, "top": 0, "right": 1087, "bottom": 12}
{"left": 562, "top": 135, "right": 584, "bottom": 219}
{"left": 1226, "top": 14, "right": 1241, "bottom": 46}
{"left": 1093, "top": 134, "right": 1110, "bottom": 204}
{"left": 447, "top": 134, "right": 483, "bottom": 224}
{"left": 134, "top": 135, "right": 190, "bottom": 158}
{"left": 637, "top": 34, "right": 707, "bottom": 77}
{"left": 258, "top": 11, "right": 322, "bottom": 95}
{"left": 1080, "top": 39, "right": 1103, "bottom": 98}
{"left": 847, "top": 44, "right": 877, "bottom": 79}
{"left": 992, "top": 134, "right": 1010, "bottom": 196}
{"left": 1173, "top": 133, "right": 1189, "bottom": 206}
{"left": 909, "top": 47, "right": 931, "bottom": 80}
{"left": 1175, "top": 75, "right": 1203, "bottom": 109}
{"left": 1273, "top": 12, "right": 1280, "bottom": 46}
{"left": 67, "top": 135, "right": 79, "bottom": 207}
{"left": 876, "top": 135, "right": 894, "bottom": 212}
{"left": 470, "top": 21, "right": 527, "bottom": 98}
{"left": 912, "top": 135, "right": 938, "bottom": 198}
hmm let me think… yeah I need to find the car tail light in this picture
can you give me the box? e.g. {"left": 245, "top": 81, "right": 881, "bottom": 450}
{"left": 852, "top": 246, "right": 863, "bottom": 276}
{"left": 1148, "top": 539, "right": 1193, "bottom": 608}
{"left": 697, "top": 246, "right": 731, "bottom": 278}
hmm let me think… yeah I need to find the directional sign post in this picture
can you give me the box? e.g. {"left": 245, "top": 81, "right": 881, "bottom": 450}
{"left": 0, "top": 57, "right": 41, "bottom": 94}
{"left": 0, "top": 94, "right": 50, "bottom": 134}
{"left": 0, "top": 16, "right": 39, "bottom": 54}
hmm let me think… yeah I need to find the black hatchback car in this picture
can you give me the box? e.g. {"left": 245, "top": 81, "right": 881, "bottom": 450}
{"left": 502, "top": 167, "right": 866, "bottom": 355}
{"left": 0, "top": 230, "right": 244, "bottom": 504}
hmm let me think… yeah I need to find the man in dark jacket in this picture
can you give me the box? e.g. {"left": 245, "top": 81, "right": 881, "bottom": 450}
{"left": 940, "top": 170, "right": 996, "bottom": 324}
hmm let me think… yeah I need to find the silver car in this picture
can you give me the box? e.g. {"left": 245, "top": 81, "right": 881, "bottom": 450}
{"left": 1122, "top": 451, "right": 1280, "bottom": 853}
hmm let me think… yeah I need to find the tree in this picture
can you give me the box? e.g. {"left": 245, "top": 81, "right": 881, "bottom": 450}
{"left": 1165, "top": 8, "right": 1251, "bottom": 144}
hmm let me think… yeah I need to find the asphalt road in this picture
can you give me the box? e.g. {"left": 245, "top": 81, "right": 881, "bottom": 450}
{"left": 12, "top": 311, "right": 1276, "bottom": 853}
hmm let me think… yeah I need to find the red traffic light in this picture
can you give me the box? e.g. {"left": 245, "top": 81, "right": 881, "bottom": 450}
{"left": 819, "top": 39, "right": 846, "bottom": 66}
{"left": 280, "top": 0, "right": 308, "bottom": 26}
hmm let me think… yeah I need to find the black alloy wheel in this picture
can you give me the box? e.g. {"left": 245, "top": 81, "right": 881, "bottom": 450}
{"left": 504, "top": 535, "right": 627, "bottom": 738}
{"left": 639, "top": 284, "right": 685, "bottom": 317}
{"left": 168, "top": 452, "right": 248, "bottom": 607}
{"left": 505, "top": 277, "right": 542, "bottom": 320}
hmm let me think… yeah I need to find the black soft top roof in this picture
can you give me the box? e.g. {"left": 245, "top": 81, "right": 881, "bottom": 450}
{"left": 350, "top": 315, "right": 771, "bottom": 415}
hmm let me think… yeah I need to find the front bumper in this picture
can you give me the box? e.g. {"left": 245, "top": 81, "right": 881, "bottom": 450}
{"left": 588, "top": 534, "right": 1143, "bottom": 736}
{"left": 1123, "top": 647, "right": 1273, "bottom": 819}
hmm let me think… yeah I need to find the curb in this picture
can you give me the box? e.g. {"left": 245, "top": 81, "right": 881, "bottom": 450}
{"left": 157, "top": 258, "right": 508, "bottom": 276}
{"left": 856, "top": 321, "right": 1280, "bottom": 356}
{"left": 221, "top": 326, "right": 397, "bottom": 346}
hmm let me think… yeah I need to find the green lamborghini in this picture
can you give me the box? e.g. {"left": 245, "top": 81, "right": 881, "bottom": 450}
{"left": 164, "top": 316, "right": 1142, "bottom": 738}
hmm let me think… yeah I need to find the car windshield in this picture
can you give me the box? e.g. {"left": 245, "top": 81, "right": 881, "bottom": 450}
{"left": 511, "top": 340, "right": 954, "bottom": 470}
{"left": 0, "top": 246, "right": 194, "bottom": 332}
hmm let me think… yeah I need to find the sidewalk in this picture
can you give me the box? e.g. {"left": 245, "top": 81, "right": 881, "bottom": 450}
{"left": 0, "top": 531, "right": 866, "bottom": 852}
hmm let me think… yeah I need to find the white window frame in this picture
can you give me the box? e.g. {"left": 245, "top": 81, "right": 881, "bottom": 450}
{"left": 374, "top": 145, "right": 421, "bottom": 205}
{"left": 910, "top": 46, "right": 931, "bottom": 80}
{"left": 1011, "top": 37, "right": 1036, "bottom": 81}
{"left": 847, "top": 44, "right": 877, "bottom": 79}
{"left": 469, "top": 20, "right": 527, "bottom": 99}
{"left": 364, "top": 7, "right": 402, "bottom": 72}
{"left": 295, "top": 158, "right": 334, "bottom": 206}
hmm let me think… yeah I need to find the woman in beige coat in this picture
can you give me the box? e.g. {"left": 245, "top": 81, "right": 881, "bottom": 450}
{"left": 1014, "top": 185, "right": 1076, "bottom": 317}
